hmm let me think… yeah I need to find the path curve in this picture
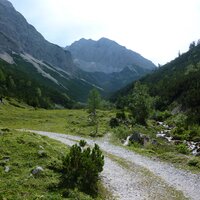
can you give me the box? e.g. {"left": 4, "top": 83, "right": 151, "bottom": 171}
{"left": 23, "top": 130, "right": 200, "bottom": 200}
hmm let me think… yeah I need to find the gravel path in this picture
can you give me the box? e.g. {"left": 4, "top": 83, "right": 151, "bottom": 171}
{"left": 24, "top": 130, "right": 200, "bottom": 200}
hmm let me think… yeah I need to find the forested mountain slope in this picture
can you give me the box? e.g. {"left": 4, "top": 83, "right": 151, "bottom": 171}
{"left": 114, "top": 43, "right": 200, "bottom": 123}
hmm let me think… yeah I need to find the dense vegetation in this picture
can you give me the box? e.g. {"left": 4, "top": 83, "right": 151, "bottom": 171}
{"left": 113, "top": 42, "right": 200, "bottom": 125}
{"left": 0, "top": 58, "right": 74, "bottom": 108}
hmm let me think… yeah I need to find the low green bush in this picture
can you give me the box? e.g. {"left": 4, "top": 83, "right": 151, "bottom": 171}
{"left": 187, "top": 158, "right": 199, "bottom": 167}
{"left": 60, "top": 141, "right": 104, "bottom": 196}
{"left": 171, "top": 127, "right": 188, "bottom": 140}
{"left": 176, "top": 144, "right": 189, "bottom": 154}
{"left": 116, "top": 112, "right": 126, "bottom": 121}
{"left": 109, "top": 117, "right": 119, "bottom": 128}
{"left": 151, "top": 110, "right": 171, "bottom": 121}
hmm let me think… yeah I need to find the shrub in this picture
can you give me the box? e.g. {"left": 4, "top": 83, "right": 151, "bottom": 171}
{"left": 171, "top": 127, "right": 187, "bottom": 140}
{"left": 60, "top": 141, "right": 104, "bottom": 195}
{"left": 151, "top": 110, "right": 171, "bottom": 121}
{"left": 172, "top": 113, "right": 188, "bottom": 128}
{"left": 176, "top": 144, "right": 189, "bottom": 154}
{"left": 187, "top": 126, "right": 200, "bottom": 141}
{"left": 116, "top": 112, "right": 126, "bottom": 121}
{"left": 113, "top": 126, "right": 131, "bottom": 140}
{"left": 109, "top": 118, "right": 119, "bottom": 128}
{"left": 187, "top": 158, "right": 199, "bottom": 167}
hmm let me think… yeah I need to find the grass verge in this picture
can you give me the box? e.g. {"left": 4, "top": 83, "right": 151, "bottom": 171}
{"left": 0, "top": 129, "right": 109, "bottom": 199}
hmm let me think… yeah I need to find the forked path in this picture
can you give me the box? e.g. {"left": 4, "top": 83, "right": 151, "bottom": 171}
{"left": 24, "top": 130, "right": 200, "bottom": 200}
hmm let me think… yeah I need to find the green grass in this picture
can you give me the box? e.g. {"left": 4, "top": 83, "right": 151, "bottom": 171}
{"left": 0, "top": 99, "right": 115, "bottom": 137}
{"left": 0, "top": 129, "right": 110, "bottom": 199}
{"left": 111, "top": 121, "right": 200, "bottom": 173}
{"left": 0, "top": 129, "right": 67, "bottom": 199}
{"left": 0, "top": 100, "right": 113, "bottom": 199}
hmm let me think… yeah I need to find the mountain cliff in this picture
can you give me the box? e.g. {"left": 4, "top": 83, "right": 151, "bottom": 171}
{"left": 67, "top": 38, "right": 156, "bottom": 73}
{"left": 0, "top": 0, "right": 73, "bottom": 71}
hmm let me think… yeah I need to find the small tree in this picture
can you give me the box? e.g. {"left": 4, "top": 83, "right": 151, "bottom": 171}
{"left": 128, "top": 82, "right": 152, "bottom": 125}
{"left": 189, "top": 41, "right": 196, "bottom": 50}
{"left": 87, "top": 89, "right": 101, "bottom": 136}
{"left": 87, "top": 89, "right": 101, "bottom": 114}
{"left": 60, "top": 141, "right": 104, "bottom": 195}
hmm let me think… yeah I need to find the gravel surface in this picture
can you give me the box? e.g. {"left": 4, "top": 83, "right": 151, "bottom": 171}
{"left": 24, "top": 130, "right": 200, "bottom": 200}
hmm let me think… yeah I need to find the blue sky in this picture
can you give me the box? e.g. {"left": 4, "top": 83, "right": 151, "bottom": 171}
{"left": 9, "top": 0, "right": 200, "bottom": 65}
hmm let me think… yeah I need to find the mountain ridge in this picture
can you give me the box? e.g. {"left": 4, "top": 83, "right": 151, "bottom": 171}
{"left": 66, "top": 37, "right": 156, "bottom": 73}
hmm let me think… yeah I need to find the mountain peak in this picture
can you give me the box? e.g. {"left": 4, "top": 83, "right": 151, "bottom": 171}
{"left": 0, "top": 0, "right": 13, "bottom": 8}
{"left": 67, "top": 37, "right": 156, "bottom": 73}
{"left": 97, "top": 37, "right": 119, "bottom": 46}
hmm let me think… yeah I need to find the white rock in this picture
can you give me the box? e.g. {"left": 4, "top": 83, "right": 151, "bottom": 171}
{"left": 5, "top": 166, "right": 10, "bottom": 172}
{"left": 123, "top": 135, "right": 131, "bottom": 146}
{"left": 31, "top": 166, "right": 44, "bottom": 175}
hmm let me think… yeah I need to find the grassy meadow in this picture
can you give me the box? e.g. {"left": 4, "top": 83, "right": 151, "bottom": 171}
{"left": 0, "top": 98, "right": 114, "bottom": 137}
{"left": 0, "top": 99, "right": 113, "bottom": 199}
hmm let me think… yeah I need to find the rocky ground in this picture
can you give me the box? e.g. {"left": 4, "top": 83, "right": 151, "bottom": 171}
{"left": 22, "top": 130, "right": 200, "bottom": 200}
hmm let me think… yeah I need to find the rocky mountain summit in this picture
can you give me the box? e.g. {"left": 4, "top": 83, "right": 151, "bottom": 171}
{"left": 67, "top": 37, "right": 156, "bottom": 73}
{"left": 0, "top": 0, "right": 73, "bottom": 71}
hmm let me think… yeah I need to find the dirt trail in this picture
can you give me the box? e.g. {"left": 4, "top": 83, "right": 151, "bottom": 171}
{"left": 24, "top": 130, "right": 200, "bottom": 200}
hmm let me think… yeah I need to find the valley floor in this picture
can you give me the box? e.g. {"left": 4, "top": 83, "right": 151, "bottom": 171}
{"left": 23, "top": 129, "right": 200, "bottom": 200}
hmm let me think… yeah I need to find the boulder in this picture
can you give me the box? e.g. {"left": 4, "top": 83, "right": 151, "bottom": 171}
{"left": 151, "top": 139, "right": 158, "bottom": 145}
{"left": 38, "top": 150, "right": 47, "bottom": 158}
{"left": 129, "top": 132, "right": 149, "bottom": 145}
{"left": 31, "top": 166, "right": 44, "bottom": 175}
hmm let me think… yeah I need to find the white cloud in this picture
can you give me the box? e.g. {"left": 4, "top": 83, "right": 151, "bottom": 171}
{"left": 9, "top": 0, "right": 200, "bottom": 65}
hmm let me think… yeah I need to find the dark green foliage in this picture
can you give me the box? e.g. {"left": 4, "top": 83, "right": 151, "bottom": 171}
{"left": 187, "top": 158, "right": 199, "bottom": 167}
{"left": 109, "top": 117, "right": 119, "bottom": 128}
{"left": 0, "top": 59, "right": 74, "bottom": 108}
{"left": 151, "top": 110, "right": 171, "bottom": 121}
{"left": 87, "top": 89, "right": 101, "bottom": 136}
{"left": 171, "top": 127, "right": 187, "bottom": 140}
{"left": 79, "top": 140, "right": 87, "bottom": 148}
{"left": 87, "top": 89, "right": 101, "bottom": 114}
{"left": 128, "top": 82, "right": 153, "bottom": 125}
{"left": 116, "top": 112, "right": 126, "bottom": 121}
{"left": 113, "top": 43, "right": 200, "bottom": 125}
{"left": 60, "top": 141, "right": 104, "bottom": 196}
{"left": 176, "top": 144, "right": 189, "bottom": 155}
{"left": 109, "top": 112, "right": 127, "bottom": 128}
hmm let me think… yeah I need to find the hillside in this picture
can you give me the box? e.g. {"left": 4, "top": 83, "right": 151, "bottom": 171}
{"left": 0, "top": 54, "right": 98, "bottom": 107}
{"left": 113, "top": 43, "right": 200, "bottom": 123}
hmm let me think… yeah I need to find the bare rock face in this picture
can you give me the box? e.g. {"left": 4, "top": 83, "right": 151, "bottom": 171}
{"left": 67, "top": 38, "right": 156, "bottom": 73}
{"left": 0, "top": 0, "right": 74, "bottom": 71}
